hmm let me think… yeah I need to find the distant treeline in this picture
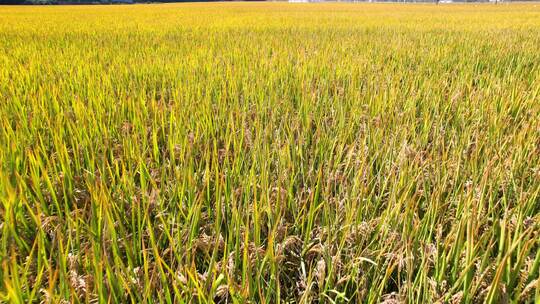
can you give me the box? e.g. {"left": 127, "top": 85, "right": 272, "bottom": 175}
{"left": 0, "top": 0, "right": 531, "bottom": 4}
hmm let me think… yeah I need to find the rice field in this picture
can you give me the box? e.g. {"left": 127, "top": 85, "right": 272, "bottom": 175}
{"left": 0, "top": 3, "right": 539, "bottom": 303}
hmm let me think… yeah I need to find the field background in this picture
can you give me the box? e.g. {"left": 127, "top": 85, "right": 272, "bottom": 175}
{"left": 1, "top": 3, "right": 539, "bottom": 303}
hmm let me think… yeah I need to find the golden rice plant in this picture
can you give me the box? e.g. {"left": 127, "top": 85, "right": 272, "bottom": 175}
{"left": 0, "top": 3, "right": 539, "bottom": 303}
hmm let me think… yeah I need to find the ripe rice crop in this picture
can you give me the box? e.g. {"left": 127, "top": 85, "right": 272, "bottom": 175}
{"left": 0, "top": 3, "right": 539, "bottom": 303}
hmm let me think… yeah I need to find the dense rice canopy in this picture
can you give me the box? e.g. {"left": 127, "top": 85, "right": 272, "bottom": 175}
{"left": 0, "top": 3, "right": 539, "bottom": 303}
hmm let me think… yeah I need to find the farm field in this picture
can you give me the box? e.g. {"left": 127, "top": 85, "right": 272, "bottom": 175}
{"left": 1, "top": 3, "right": 539, "bottom": 303}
